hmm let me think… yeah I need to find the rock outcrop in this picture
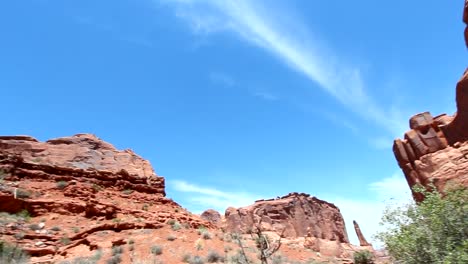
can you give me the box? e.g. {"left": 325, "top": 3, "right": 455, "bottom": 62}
{"left": 353, "top": 220, "right": 371, "bottom": 247}
{"left": 393, "top": 4, "right": 468, "bottom": 200}
{"left": 0, "top": 134, "right": 214, "bottom": 263}
{"left": 224, "top": 192, "right": 349, "bottom": 243}
{"left": 200, "top": 209, "right": 222, "bottom": 225}
{"left": 0, "top": 134, "right": 165, "bottom": 196}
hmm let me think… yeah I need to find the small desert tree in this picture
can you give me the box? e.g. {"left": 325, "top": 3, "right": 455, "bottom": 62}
{"left": 376, "top": 185, "right": 468, "bottom": 264}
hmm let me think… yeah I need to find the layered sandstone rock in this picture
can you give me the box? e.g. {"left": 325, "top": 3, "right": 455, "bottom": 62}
{"left": 224, "top": 192, "right": 349, "bottom": 243}
{"left": 0, "top": 134, "right": 165, "bottom": 195}
{"left": 393, "top": 5, "right": 468, "bottom": 200}
{"left": 0, "top": 134, "right": 214, "bottom": 263}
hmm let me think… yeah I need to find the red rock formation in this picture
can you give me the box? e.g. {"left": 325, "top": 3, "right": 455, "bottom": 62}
{"left": 224, "top": 192, "right": 349, "bottom": 243}
{"left": 0, "top": 134, "right": 165, "bottom": 196}
{"left": 0, "top": 134, "right": 214, "bottom": 263}
{"left": 200, "top": 209, "right": 222, "bottom": 225}
{"left": 393, "top": 6, "right": 468, "bottom": 200}
{"left": 353, "top": 220, "right": 371, "bottom": 247}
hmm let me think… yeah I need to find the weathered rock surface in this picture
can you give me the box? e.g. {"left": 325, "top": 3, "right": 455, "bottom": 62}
{"left": 393, "top": 6, "right": 468, "bottom": 200}
{"left": 0, "top": 134, "right": 214, "bottom": 263}
{"left": 0, "top": 134, "right": 165, "bottom": 196}
{"left": 353, "top": 220, "right": 371, "bottom": 247}
{"left": 224, "top": 192, "right": 349, "bottom": 243}
{"left": 200, "top": 209, "right": 222, "bottom": 225}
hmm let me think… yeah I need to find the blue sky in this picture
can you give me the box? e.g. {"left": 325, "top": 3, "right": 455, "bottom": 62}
{"left": 0, "top": 1, "right": 466, "bottom": 245}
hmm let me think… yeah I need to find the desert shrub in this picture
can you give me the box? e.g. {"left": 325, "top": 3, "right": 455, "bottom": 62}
{"left": 51, "top": 226, "right": 61, "bottom": 231}
{"left": 171, "top": 221, "right": 182, "bottom": 231}
{"left": 127, "top": 239, "right": 135, "bottom": 245}
{"left": 200, "top": 230, "right": 212, "bottom": 240}
{"left": 150, "top": 245, "right": 162, "bottom": 255}
{"left": 106, "top": 255, "right": 122, "bottom": 264}
{"left": 206, "top": 250, "right": 224, "bottom": 263}
{"left": 14, "top": 233, "right": 25, "bottom": 240}
{"left": 182, "top": 253, "right": 192, "bottom": 263}
{"left": 60, "top": 237, "right": 71, "bottom": 245}
{"left": 72, "top": 226, "right": 80, "bottom": 233}
{"left": 121, "top": 189, "right": 133, "bottom": 195}
{"left": 166, "top": 219, "right": 176, "bottom": 225}
{"left": 29, "top": 223, "right": 41, "bottom": 231}
{"left": 0, "top": 241, "right": 29, "bottom": 264}
{"left": 376, "top": 186, "right": 468, "bottom": 264}
{"left": 111, "top": 246, "right": 123, "bottom": 255}
{"left": 271, "top": 254, "right": 288, "bottom": 264}
{"left": 190, "top": 256, "right": 205, "bottom": 264}
{"left": 353, "top": 250, "right": 375, "bottom": 264}
{"left": 56, "top": 181, "right": 68, "bottom": 190}
{"left": 15, "top": 188, "right": 31, "bottom": 199}
{"left": 228, "top": 252, "right": 251, "bottom": 264}
{"left": 167, "top": 234, "right": 177, "bottom": 241}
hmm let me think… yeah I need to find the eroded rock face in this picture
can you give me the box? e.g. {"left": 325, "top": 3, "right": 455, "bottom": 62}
{"left": 393, "top": 4, "right": 468, "bottom": 200}
{"left": 0, "top": 134, "right": 165, "bottom": 195}
{"left": 224, "top": 192, "right": 349, "bottom": 243}
{"left": 0, "top": 134, "right": 214, "bottom": 263}
{"left": 353, "top": 220, "right": 371, "bottom": 247}
{"left": 201, "top": 209, "right": 222, "bottom": 225}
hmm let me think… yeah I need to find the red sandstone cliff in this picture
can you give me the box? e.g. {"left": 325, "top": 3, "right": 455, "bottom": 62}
{"left": 393, "top": 2, "right": 468, "bottom": 200}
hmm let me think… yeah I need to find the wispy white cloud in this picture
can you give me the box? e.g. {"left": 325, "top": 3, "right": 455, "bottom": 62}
{"left": 326, "top": 173, "right": 412, "bottom": 247}
{"left": 170, "top": 180, "right": 260, "bottom": 213}
{"left": 158, "top": 0, "right": 407, "bottom": 136}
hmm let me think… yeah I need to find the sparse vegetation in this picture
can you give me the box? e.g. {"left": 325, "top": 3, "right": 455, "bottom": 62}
{"left": 51, "top": 226, "right": 61, "bottom": 231}
{"left": 198, "top": 228, "right": 212, "bottom": 240}
{"left": 195, "top": 239, "right": 204, "bottom": 251}
{"left": 60, "top": 237, "right": 71, "bottom": 245}
{"left": 182, "top": 253, "right": 192, "bottom": 263}
{"left": 376, "top": 185, "right": 468, "bottom": 264}
{"left": 206, "top": 250, "right": 224, "bottom": 263}
{"left": 170, "top": 221, "right": 182, "bottom": 231}
{"left": 112, "top": 246, "right": 123, "bottom": 255}
{"left": 14, "top": 232, "right": 25, "bottom": 240}
{"left": 56, "top": 181, "right": 68, "bottom": 190}
{"left": 166, "top": 219, "right": 176, "bottom": 225}
{"left": 128, "top": 239, "right": 135, "bottom": 245}
{"left": 91, "top": 184, "right": 102, "bottom": 192}
{"left": 15, "top": 188, "right": 31, "bottom": 199}
{"left": 150, "top": 245, "right": 163, "bottom": 255}
{"left": 0, "top": 241, "right": 29, "bottom": 264}
{"left": 28, "top": 223, "right": 41, "bottom": 231}
{"left": 72, "top": 226, "right": 80, "bottom": 233}
{"left": 121, "top": 189, "right": 133, "bottom": 195}
{"left": 106, "top": 255, "right": 122, "bottom": 264}
{"left": 142, "top": 204, "right": 149, "bottom": 211}
{"left": 353, "top": 250, "right": 375, "bottom": 264}
{"left": 167, "top": 234, "right": 177, "bottom": 241}
{"left": 190, "top": 256, "right": 205, "bottom": 264}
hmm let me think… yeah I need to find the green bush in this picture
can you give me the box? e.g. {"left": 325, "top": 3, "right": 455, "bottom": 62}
{"left": 150, "top": 245, "right": 162, "bottom": 255}
{"left": 0, "top": 241, "right": 29, "bottom": 264}
{"left": 206, "top": 250, "right": 224, "bottom": 263}
{"left": 182, "top": 253, "right": 192, "bottom": 263}
{"left": 15, "top": 189, "right": 31, "bottom": 199}
{"left": 353, "top": 250, "right": 374, "bottom": 264}
{"left": 111, "top": 246, "right": 123, "bottom": 256}
{"left": 56, "top": 181, "right": 68, "bottom": 190}
{"left": 376, "top": 186, "right": 468, "bottom": 264}
{"left": 190, "top": 256, "right": 204, "bottom": 264}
